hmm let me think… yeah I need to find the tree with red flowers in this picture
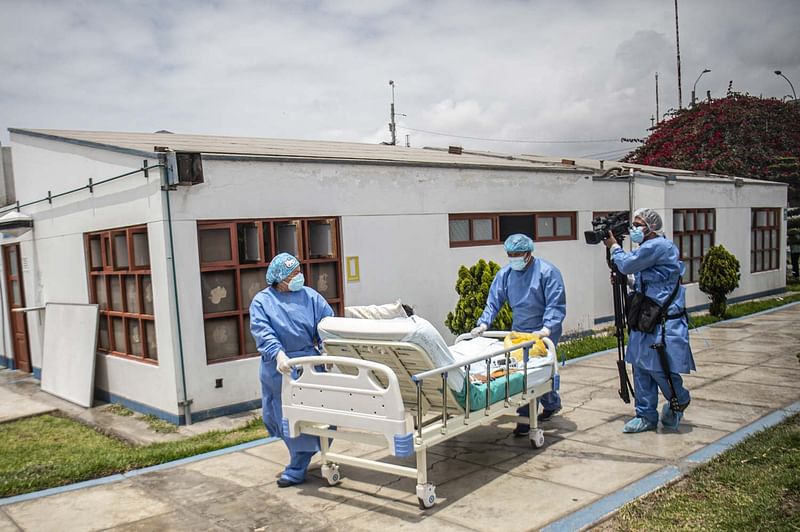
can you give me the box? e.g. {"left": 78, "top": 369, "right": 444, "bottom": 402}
{"left": 623, "top": 94, "right": 800, "bottom": 206}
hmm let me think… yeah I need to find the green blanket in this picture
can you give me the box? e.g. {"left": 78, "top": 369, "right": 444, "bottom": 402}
{"left": 454, "top": 372, "right": 525, "bottom": 412}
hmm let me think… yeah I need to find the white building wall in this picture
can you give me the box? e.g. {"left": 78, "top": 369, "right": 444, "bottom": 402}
{"left": 589, "top": 175, "right": 787, "bottom": 322}
{"left": 4, "top": 134, "right": 789, "bottom": 421}
{"left": 6, "top": 134, "right": 182, "bottom": 417}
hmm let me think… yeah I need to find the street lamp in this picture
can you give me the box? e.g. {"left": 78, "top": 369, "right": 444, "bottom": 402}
{"left": 774, "top": 70, "right": 797, "bottom": 100}
{"left": 692, "top": 69, "right": 711, "bottom": 106}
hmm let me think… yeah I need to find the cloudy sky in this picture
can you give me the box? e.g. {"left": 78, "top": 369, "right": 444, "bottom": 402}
{"left": 1, "top": 0, "right": 798, "bottom": 159}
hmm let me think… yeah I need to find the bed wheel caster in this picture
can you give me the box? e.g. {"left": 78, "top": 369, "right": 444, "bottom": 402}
{"left": 530, "top": 428, "right": 545, "bottom": 449}
{"left": 416, "top": 483, "right": 436, "bottom": 509}
{"left": 322, "top": 463, "right": 341, "bottom": 486}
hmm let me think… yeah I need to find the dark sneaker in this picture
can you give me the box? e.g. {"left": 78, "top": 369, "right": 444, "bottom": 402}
{"left": 537, "top": 407, "right": 562, "bottom": 422}
{"left": 512, "top": 424, "right": 530, "bottom": 437}
{"left": 277, "top": 477, "right": 300, "bottom": 488}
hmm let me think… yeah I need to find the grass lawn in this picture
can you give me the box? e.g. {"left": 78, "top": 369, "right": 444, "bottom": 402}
{"left": 601, "top": 413, "right": 800, "bottom": 531}
{"left": 0, "top": 413, "right": 267, "bottom": 498}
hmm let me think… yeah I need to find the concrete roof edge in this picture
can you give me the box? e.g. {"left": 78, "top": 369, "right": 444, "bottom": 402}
{"left": 9, "top": 128, "right": 159, "bottom": 159}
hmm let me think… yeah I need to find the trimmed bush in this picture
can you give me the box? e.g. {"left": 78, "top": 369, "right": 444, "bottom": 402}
{"left": 699, "top": 245, "right": 741, "bottom": 317}
{"left": 445, "top": 259, "right": 512, "bottom": 334}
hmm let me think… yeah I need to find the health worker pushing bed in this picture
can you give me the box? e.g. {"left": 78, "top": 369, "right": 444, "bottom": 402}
{"left": 249, "top": 252, "right": 333, "bottom": 487}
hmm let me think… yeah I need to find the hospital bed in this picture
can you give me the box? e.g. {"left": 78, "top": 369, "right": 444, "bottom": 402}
{"left": 280, "top": 317, "right": 559, "bottom": 509}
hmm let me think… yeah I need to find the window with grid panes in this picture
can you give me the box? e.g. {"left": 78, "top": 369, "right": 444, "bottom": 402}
{"left": 198, "top": 217, "right": 342, "bottom": 363}
{"left": 672, "top": 209, "right": 715, "bottom": 283}
{"left": 448, "top": 212, "right": 576, "bottom": 246}
{"left": 86, "top": 226, "right": 157, "bottom": 362}
{"left": 751, "top": 208, "right": 781, "bottom": 273}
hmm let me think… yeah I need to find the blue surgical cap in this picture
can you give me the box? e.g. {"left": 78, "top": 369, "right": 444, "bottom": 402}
{"left": 504, "top": 234, "right": 534, "bottom": 253}
{"left": 267, "top": 252, "right": 300, "bottom": 284}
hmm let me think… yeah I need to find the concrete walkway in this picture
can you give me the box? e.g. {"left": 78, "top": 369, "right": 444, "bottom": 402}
{"left": 1, "top": 305, "right": 799, "bottom": 531}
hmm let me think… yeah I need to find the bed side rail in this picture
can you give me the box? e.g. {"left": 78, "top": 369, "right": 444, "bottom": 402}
{"left": 281, "top": 355, "right": 414, "bottom": 457}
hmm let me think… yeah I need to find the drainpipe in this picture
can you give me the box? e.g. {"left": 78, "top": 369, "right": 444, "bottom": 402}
{"left": 160, "top": 155, "right": 192, "bottom": 424}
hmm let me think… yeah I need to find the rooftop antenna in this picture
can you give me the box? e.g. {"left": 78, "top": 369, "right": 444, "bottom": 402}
{"left": 387, "top": 80, "right": 406, "bottom": 146}
{"left": 388, "top": 80, "right": 397, "bottom": 145}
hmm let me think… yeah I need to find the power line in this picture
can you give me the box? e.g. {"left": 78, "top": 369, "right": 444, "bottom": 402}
{"left": 579, "top": 147, "right": 633, "bottom": 158}
{"left": 397, "top": 125, "right": 622, "bottom": 145}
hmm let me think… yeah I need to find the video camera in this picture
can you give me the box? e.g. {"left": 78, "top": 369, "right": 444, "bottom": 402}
{"left": 584, "top": 210, "right": 630, "bottom": 245}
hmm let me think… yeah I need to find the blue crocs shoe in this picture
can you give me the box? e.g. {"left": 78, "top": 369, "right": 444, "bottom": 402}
{"left": 622, "top": 417, "right": 656, "bottom": 433}
{"left": 661, "top": 403, "right": 684, "bottom": 430}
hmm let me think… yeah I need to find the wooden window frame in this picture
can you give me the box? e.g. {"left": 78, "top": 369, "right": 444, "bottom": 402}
{"left": 533, "top": 211, "right": 578, "bottom": 242}
{"left": 751, "top": 207, "right": 781, "bottom": 273}
{"left": 85, "top": 225, "right": 157, "bottom": 364}
{"left": 672, "top": 208, "right": 716, "bottom": 284}
{"left": 448, "top": 214, "right": 498, "bottom": 247}
{"left": 199, "top": 216, "right": 343, "bottom": 365}
{"left": 448, "top": 212, "right": 577, "bottom": 247}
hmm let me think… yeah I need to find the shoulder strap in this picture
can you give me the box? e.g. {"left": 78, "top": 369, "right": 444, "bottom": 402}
{"left": 662, "top": 278, "right": 681, "bottom": 312}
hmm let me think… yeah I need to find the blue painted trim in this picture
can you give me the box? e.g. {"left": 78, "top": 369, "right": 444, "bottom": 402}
{"left": 0, "top": 436, "right": 279, "bottom": 507}
{"left": 92, "top": 390, "right": 261, "bottom": 426}
{"left": 189, "top": 398, "right": 262, "bottom": 424}
{"left": 122, "top": 436, "right": 279, "bottom": 478}
{"left": 393, "top": 432, "right": 414, "bottom": 457}
{"left": 685, "top": 400, "right": 800, "bottom": 464}
{"left": 32, "top": 366, "right": 41, "bottom": 380}
{"left": 542, "top": 399, "right": 800, "bottom": 531}
{"left": 542, "top": 466, "right": 682, "bottom": 532}
{"left": 0, "top": 356, "right": 11, "bottom": 369}
{"left": 93, "top": 389, "right": 182, "bottom": 425}
{"left": 595, "top": 287, "right": 790, "bottom": 325}
{"left": 0, "top": 474, "right": 127, "bottom": 507}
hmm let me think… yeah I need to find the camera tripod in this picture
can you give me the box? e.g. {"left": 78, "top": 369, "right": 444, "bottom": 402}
{"left": 607, "top": 246, "right": 635, "bottom": 404}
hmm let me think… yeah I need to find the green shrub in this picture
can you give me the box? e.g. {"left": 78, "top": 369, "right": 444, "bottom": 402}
{"left": 699, "top": 245, "right": 741, "bottom": 317}
{"left": 445, "top": 259, "right": 512, "bottom": 334}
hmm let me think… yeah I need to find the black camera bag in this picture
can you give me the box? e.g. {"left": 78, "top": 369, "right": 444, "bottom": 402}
{"left": 627, "top": 279, "right": 680, "bottom": 333}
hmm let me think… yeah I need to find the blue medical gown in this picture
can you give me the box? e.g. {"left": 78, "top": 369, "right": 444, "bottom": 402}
{"left": 478, "top": 258, "right": 567, "bottom": 344}
{"left": 250, "top": 286, "right": 334, "bottom": 456}
{"left": 611, "top": 237, "right": 695, "bottom": 374}
{"left": 479, "top": 258, "right": 566, "bottom": 413}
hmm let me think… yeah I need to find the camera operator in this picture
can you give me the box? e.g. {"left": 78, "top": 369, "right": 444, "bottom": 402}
{"left": 604, "top": 209, "right": 695, "bottom": 433}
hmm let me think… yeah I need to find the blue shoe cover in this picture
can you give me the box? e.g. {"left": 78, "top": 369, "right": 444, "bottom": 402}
{"left": 622, "top": 417, "right": 656, "bottom": 433}
{"left": 661, "top": 404, "right": 683, "bottom": 430}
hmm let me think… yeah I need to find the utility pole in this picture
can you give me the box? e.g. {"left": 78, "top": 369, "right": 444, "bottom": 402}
{"left": 388, "top": 80, "right": 397, "bottom": 146}
{"left": 674, "top": 0, "right": 683, "bottom": 108}
{"left": 655, "top": 72, "right": 660, "bottom": 124}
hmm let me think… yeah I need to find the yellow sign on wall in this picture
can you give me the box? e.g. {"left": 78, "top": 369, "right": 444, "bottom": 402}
{"left": 346, "top": 256, "right": 360, "bottom": 282}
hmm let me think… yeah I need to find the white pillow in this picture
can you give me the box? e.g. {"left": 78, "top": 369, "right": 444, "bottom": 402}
{"left": 344, "top": 300, "right": 408, "bottom": 320}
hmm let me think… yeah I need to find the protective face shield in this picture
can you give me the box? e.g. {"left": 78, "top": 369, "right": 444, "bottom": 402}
{"left": 288, "top": 273, "right": 305, "bottom": 291}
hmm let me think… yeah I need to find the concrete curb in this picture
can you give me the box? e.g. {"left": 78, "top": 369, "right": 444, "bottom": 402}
{"left": 0, "top": 436, "right": 278, "bottom": 507}
{"left": 541, "top": 403, "right": 800, "bottom": 531}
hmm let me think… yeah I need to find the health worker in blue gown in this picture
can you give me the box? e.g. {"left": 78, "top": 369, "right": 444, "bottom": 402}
{"left": 250, "top": 252, "right": 334, "bottom": 487}
{"left": 472, "top": 233, "right": 567, "bottom": 436}
{"left": 605, "top": 208, "right": 695, "bottom": 433}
